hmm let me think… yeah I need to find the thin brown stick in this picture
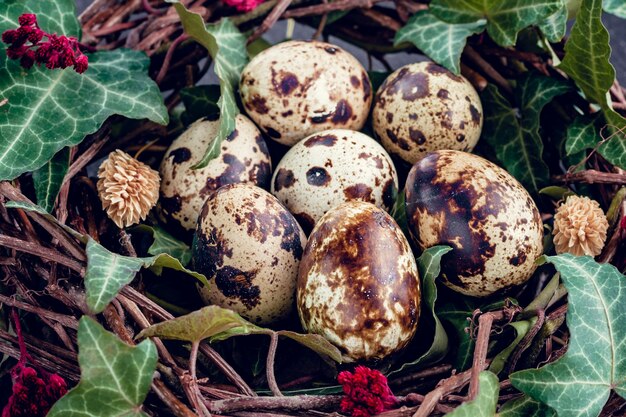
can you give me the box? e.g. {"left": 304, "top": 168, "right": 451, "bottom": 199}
{"left": 152, "top": 379, "right": 200, "bottom": 417}
{"left": 249, "top": 0, "right": 293, "bottom": 43}
{"left": 156, "top": 34, "right": 190, "bottom": 84}
{"left": 506, "top": 309, "right": 546, "bottom": 374}
{"left": 463, "top": 46, "right": 513, "bottom": 95}
{"left": 0, "top": 235, "right": 84, "bottom": 274}
{"left": 553, "top": 169, "right": 626, "bottom": 185}
{"left": 283, "top": 0, "right": 387, "bottom": 18}
{"left": 266, "top": 332, "right": 283, "bottom": 396}
{"left": 390, "top": 364, "right": 453, "bottom": 386}
{"left": 468, "top": 312, "right": 494, "bottom": 400}
{"left": 208, "top": 395, "right": 343, "bottom": 414}
{"left": 412, "top": 369, "right": 473, "bottom": 417}
{"left": 0, "top": 293, "right": 79, "bottom": 329}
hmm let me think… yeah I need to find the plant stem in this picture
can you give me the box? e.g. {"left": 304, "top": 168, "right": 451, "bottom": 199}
{"left": 208, "top": 395, "right": 343, "bottom": 413}
{"left": 266, "top": 332, "right": 283, "bottom": 397}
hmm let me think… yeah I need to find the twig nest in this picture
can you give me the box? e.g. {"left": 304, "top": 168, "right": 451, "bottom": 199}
{"left": 97, "top": 149, "right": 160, "bottom": 228}
{"left": 553, "top": 195, "right": 608, "bottom": 256}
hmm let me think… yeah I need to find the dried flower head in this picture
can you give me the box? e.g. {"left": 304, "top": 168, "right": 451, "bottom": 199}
{"left": 553, "top": 195, "right": 608, "bottom": 257}
{"left": 223, "top": 0, "right": 265, "bottom": 12}
{"left": 337, "top": 366, "right": 396, "bottom": 417}
{"left": 97, "top": 150, "right": 160, "bottom": 228}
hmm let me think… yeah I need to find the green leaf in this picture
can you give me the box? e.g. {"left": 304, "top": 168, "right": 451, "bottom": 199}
{"left": 604, "top": 0, "right": 626, "bottom": 18}
{"left": 0, "top": 1, "right": 168, "bottom": 181}
{"left": 430, "top": 0, "right": 561, "bottom": 46}
{"left": 438, "top": 298, "right": 475, "bottom": 371}
{"left": 167, "top": 2, "right": 247, "bottom": 168}
{"left": 558, "top": 0, "right": 626, "bottom": 169}
{"left": 445, "top": 371, "right": 499, "bottom": 416}
{"left": 48, "top": 317, "right": 157, "bottom": 417}
{"left": 500, "top": 395, "right": 557, "bottom": 417}
{"left": 538, "top": 1, "right": 568, "bottom": 42}
{"left": 511, "top": 254, "right": 626, "bottom": 417}
{"left": 32, "top": 147, "right": 69, "bottom": 212}
{"left": 488, "top": 319, "right": 533, "bottom": 375}
{"left": 394, "top": 11, "right": 485, "bottom": 74}
{"left": 4, "top": 200, "right": 84, "bottom": 240}
{"left": 132, "top": 224, "right": 192, "bottom": 266}
{"left": 565, "top": 115, "right": 602, "bottom": 156}
{"left": 538, "top": 186, "right": 575, "bottom": 200}
{"left": 389, "top": 246, "right": 451, "bottom": 376}
{"left": 180, "top": 85, "right": 220, "bottom": 126}
{"left": 86, "top": 238, "right": 208, "bottom": 314}
{"left": 481, "top": 73, "right": 569, "bottom": 193}
{"left": 137, "top": 305, "right": 343, "bottom": 362}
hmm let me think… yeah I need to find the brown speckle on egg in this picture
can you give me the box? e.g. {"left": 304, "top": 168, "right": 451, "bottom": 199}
{"left": 373, "top": 62, "right": 483, "bottom": 164}
{"left": 297, "top": 201, "right": 420, "bottom": 362}
{"left": 194, "top": 184, "right": 306, "bottom": 324}
{"left": 404, "top": 150, "right": 543, "bottom": 297}
{"left": 240, "top": 41, "right": 372, "bottom": 146}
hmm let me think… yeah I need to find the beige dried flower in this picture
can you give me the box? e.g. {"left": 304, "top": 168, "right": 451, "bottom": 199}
{"left": 553, "top": 195, "right": 608, "bottom": 257}
{"left": 97, "top": 149, "right": 160, "bottom": 228}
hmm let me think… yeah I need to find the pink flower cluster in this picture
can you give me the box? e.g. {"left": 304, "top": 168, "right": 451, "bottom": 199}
{"left": 223, "top": 0, "right": 265, "bottom": 12}
{"left": 1, "top": 311, "right": 68, "bottom": 417}
{"left": 1, "top": 13, "right": 88, "bottom": 73}
{"left": 337, "top": 366, "right": 397, "bottom": 417}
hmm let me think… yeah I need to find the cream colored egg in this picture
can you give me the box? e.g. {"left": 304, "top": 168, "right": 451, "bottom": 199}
{"left": 297, "top": 201, "right": 420, "bottom": 362}
{"left": 271, "top": 129, "right": 398, "bottom": 233}
{"left": 405, "top": 150, "right": 543, "bottom": 297}
{"left": 158, "top": 115, "right": 271, "bottom": 233}
{"left": 373, "top": 62, "right": 483, "bottom": 164}
{"left": 240, "top": 40, "right": 372, "bottom": 146}
{"left": 193, "top": 183, "right": 306, "bottom": 325}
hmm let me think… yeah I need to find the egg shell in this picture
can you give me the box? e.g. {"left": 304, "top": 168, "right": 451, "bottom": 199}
{"left": 405, "top": 150, "right": 543, "bottom": 297}
{"left": 271, "top": 129, "right": 398, "bottom": 233}
{"left": 240, "top": 40, "right": 372, "bottom": 146}
{"left": 159, "top": 115, "right": 271, "bottom": 233}
{"left": 373, "top": 62, "right": 483, "bottom": 164}
{"left": 297, "top": 201, "right": 420, "bottom": 362}
{"left": 193, "top": 183, "right": 306, "bottom": 325}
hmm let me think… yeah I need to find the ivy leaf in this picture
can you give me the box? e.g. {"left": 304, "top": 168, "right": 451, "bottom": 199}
{"left": 388, "top": 246, "right": 451, "bottom": 377}
{"left": 500, "top": 395, "right": 557, "bottom": 417}
{"left": 85, "top": 238, "right": 208, "bottom": 314}
{"left": 137, "top": 305, "right": 342, "bottom": 362}
{"left": 167, "top": 1, "right": 247, "bottom": 168}
{"left": 180, "top": 85, "right": 220, "bottom": 126}
{"left": 511, "top": 254, "right": 626, "bottom": 417}
{"left": 565, "top": 115, "right": 601, "bottom": 156}
{"left": 538, "top": 1, "right": 568, "bottom": 42}
{"left": 445, "top": 371, "right": 499, "bottom": 416}
{"left": 430, "top": 0, "right": 561, "bottom": 46}
{"left": 32, "top": 147, "right": 69, "bottom": 212}
{"left": 394, "top": 10, "right": 485, "bottom": 74}
{"left": 47, "top": 317, "right": 157, "bottom": 417}
{"left": 438, "top": 298, "right": 475, "bottom": 371}
{"left": 0, "top": 0, "right": 168, "bottom": 181}
{"left": 132, "top": 224, "right": 192, "bottom": 266}
{"left": 558, "top": 0, "right": 626, "bottom": 169}
{"left": 481, "top": 73, "right": 569, "bottom": 193}
{"left": 604, "top": 0, "right": 626, "bottom": 18}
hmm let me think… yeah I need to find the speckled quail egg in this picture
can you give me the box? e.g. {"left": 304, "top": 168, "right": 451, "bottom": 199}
{"left": 158, "top": 114, "right": 271, "bottom": 233}
{"left": 373, "top": 62, "right": 483, "bottom": 164}
{"left": 297, "top": 201, "right": 420, "bottom": 362}
{"left": 405, "top": 150, "right": 543, "bottom": 297}
{"left": 271, "top": 129, "right": 398, "bottom": 233}
{"left": 193, "top": 183, "right": 306, "bottom": 325}
{"left": 240, "top": 40, "right": 372, "bottom": 146}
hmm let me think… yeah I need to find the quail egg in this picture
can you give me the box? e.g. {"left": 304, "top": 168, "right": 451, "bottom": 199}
{"left": 240, "top": 40, "right": 372, "bottom": 146}
{"left": 405, "top": 150, "right": 543, "bottom": 297}
{"left": 297, "top": 201, "right": 420, "bottom": 362}
{"left": 158, "top": 115, "right": 271, "bottom": 233}
{"left": 193, "top": 183, "right": 306, "bottom": 325}
{"left": 271, "top": 129, "right": 398, "bottom": 233}
{"left": 373, "top": 62, "right": 483, "bottom": 164}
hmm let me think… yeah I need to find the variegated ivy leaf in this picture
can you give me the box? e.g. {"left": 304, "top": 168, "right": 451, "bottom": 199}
{"left": 445, "top": 371, "right": 499, "bottom": 416}
{"left": 48, "top": 317, "right": 157, "bottom": 417}
{"left": 511, "top": 254, "right": 626, "bottom": 417}
{"left": 166, "top": 1, "right": 248, "bottom": 168}
{"left": 394, "top": 10, "right": 485, "bottom": 74}
{"left": 604, "top": 0, "right": 626, "bottom": 18}
{"left": 0, "top": 0, "right": 168, "bottom": 181}
{"left": 429, "top": 0, "right": 562, "bottom": 46}
{"left": 499, "top": 395, "right": 557, "bottom": 417}
{"left": 32, "top": 147, "right": 69, "bottom": 212}
{"left": 538, "top": 0, "right": 568, "bottom": 42}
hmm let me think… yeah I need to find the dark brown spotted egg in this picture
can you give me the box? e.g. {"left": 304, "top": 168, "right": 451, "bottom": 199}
{"left": 405, "top": 150, "right": 543, "bottom": 297}
{"left": 193, "top": 183, "right": 306, "bottom": 325}
{"left": 240, "top": 40, "right": 372, "bottom": 146}
{"left": 373, "top": 62, "right": 483, "bottom": 164}
{"left": 297, "top": 201, "right": 420, "bottom": 362}
{"left": 158, "top": 115, "right": 271, "bottom": 233}
{"left": 271, "top": 129, "right": 398, "bottom": 233}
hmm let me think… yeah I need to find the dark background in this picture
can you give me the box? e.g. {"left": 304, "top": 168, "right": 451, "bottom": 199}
{"left": 74, "top": 1, "right": 626, "bottom": 84}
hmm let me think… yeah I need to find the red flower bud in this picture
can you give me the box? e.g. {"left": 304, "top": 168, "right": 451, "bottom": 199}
{"left": 1, "top": 29, "right": 18, "bottom": 44}
{"left": 19, "top": 49, "right": 35, "bottom": 69}
{"left": 6, "top": 45, "right": 25, "bottom": 60}
{"left": 18, "top": 14, "right": 37, "bottom": 26}
{"left": 74, "top": 54, "right": 88, "bottom": 74}
{"left": 337, "top": 366, "right": 397, "bottom": 417}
